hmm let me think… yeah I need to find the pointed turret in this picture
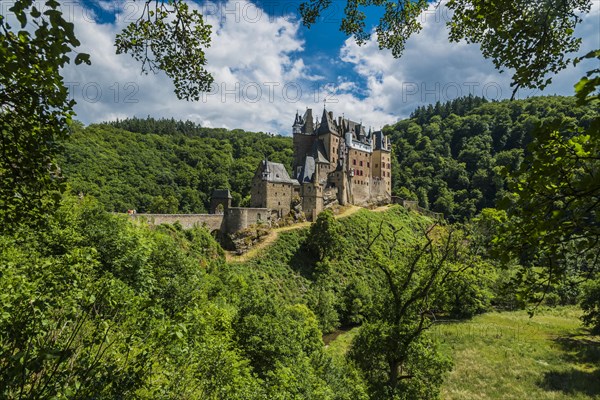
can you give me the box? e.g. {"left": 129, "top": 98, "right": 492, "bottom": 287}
{"left": 317, "top": 107, "right": 338, "bottom": 135}
{"left": 293, "top": 110, "right": 303, "bottom": 134}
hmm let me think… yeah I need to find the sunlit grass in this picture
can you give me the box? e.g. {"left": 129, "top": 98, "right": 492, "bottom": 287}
{"left": 436, "top": 307, "right": 600, "bottom": 400}
{"left": 326, "top": 307, "right": 600, "bottom": 400}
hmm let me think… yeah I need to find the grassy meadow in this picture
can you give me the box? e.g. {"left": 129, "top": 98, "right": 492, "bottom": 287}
{"left": 326, "top": 307, "right": 600, "bottom": 400}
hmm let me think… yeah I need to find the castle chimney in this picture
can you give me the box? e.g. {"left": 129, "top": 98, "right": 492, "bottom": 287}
{"left": 328, "top": 111, "right": 333, "bottom": 120}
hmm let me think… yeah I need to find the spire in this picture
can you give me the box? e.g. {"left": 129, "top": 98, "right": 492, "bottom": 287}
{"left": 318, "top": 107, "right": 337, "bottom": 135}
{"left": 293, "top": 110, "right": 303, "bottom": 134}
{"left": 262, "top": 158, "right": 270, "bottom": 179}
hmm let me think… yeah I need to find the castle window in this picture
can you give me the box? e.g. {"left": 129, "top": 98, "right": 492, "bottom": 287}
{"left": 353, "top": 159, "right": 356, "bottom": 165}
{"left": 375, "top": 163, "right": 378, "bottom": 168}
{"left": 359, "top": 160, "right": 363, "bottom": 166}
{"left": 367, "top": 162, "right": 370, "bottom": 168}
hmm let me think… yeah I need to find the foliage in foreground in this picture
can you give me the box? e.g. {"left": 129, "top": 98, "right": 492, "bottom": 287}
{"left": 0, "top": 195, "right": 364, "bottom": 399}
{"left": 231, "top": 208, "right": 503, "bottom": 397}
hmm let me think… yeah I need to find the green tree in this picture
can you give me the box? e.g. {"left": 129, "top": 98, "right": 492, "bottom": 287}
{"left": 581, "top": 278, "right": 600, "bottom": 334}
{"left": 115, "top": 0, "right": 213, "bottom": 101}
{"left": 299, "top": 0, "right": 592, "bottom": 96}
{"left": 0, "top": 0, "right": 89, "bottom": 230}
{"left": 497, "top": 52, "right": 600, "bottom": 307}
{"left": 305, "top": 210, "right": 346, "bottom": 262}
{"left": 348, "top": 224, "right": 466, "bottom": 398}
{"left": 0, "top": 0, "right": 214, "bottom": 229}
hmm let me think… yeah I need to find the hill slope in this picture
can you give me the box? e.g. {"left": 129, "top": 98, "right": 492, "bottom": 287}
{"left": 223, "top": 205, "right": 436, "bottom": 332}
{"left": 387, "top": 95, "right": 596, "bottom": 221}
{"left": 59, "top": 120, "right": 293, "bottom": 213}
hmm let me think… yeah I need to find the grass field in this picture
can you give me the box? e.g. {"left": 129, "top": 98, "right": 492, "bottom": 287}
{"left": 325, "top": 307, "right": 600, "bottom": 400}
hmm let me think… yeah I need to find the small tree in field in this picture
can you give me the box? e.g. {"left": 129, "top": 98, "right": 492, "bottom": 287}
{"left": 349, "top": 222, "right": 479, "bottom": 399}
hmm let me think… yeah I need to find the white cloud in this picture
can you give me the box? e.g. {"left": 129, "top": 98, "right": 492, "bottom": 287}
{"left": 63, "top": 0, "right": 320, "bottom": 134}
{"left": 62, "top": 0, "right": 600, "bottom": 134}
{"left": 338, "top": 0, "right": 600, "bottom": 120}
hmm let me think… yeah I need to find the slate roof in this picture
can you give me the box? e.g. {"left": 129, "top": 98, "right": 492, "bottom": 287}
{"left": 317, "top": 108, "right": 339, "bottom": 135}
{"left": 259, "top": 160, "right": 299, "bottom": 185}
{"left": 312, "top": 140, "right": 329, "bottom": 164}
{"left": 212, "top": 189, "right": 232, "bottom": 199}
{"left": 297, "top": 156, "right": 315, "bottom": 183}
{"left": 373, "top": 130, "right": 390, "bottom": 151}
{"left": 303, "top": 109, "right": 314, "bottom": 134}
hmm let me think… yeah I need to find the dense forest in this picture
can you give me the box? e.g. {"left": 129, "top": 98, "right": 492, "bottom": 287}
{"left": 4, "top": 96, "right": 599, "bottom": 397}
{"left": 60, "top": 119, "right": 293, "bottom": 213}
{"left": 387, "top": 95, "right": 597, "bottom": 221}
{"left": 60, "top": 96, "right": 596, "bottom": 224}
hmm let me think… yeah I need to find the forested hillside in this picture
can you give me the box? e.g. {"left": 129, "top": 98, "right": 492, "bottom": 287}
{"left": 60, "top": 119, "right": 293, "bottom": 213}
{"left": 1, "top": 198, "right": 498, "bottom": 398}
{"left": 387, "top": 95, "right": 597, "bottom": 221}
{"left": 60, "top": 97, "right": 595, "bottom": 222}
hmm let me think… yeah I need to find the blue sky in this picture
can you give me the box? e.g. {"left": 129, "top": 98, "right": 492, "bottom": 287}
{"left": 61, "top": 0, "right": 599, "bottom": 134}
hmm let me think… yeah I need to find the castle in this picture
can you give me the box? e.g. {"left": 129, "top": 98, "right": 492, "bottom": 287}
{"left": 250, "top": 107, "right": 392, "bottom": 220}
{"left": 133, "top": 108, "right": 393, "bottom": 235}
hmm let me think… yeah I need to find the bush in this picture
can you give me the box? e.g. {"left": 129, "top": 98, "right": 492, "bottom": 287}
{"left": 581, "top": 278, "right": 600, "bottom": 334}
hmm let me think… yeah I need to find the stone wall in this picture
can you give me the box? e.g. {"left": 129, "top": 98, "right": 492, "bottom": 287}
{"left": 293, "top": 133, "right": 316, "bottom": 169}
{"left": 350, "top": 178, "right": 371, "bottom": 205}
{"left": 225, "top": 207, "right": 270, "bottom": 232}
{"left": 301, "top": 183, "right": 323, "bottom": 220}
{"left": 130, "top": 207, "right": 270, "bottom": 234}
{"left": 370, "top": 178, "right": 390, "bottom": 202}
{"left": 132, "top": 214, "right": 225, "bottom": 231}
{"left": 252, "top": 180, "right": 295, "bottom": 218}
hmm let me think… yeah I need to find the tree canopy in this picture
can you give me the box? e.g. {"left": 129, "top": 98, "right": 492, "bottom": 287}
{"left": 59, "top": 118, "right": 293, "bottom": 213}
{"left": 300, "top": 0, "right": 593, "bottom": 97}
{"left": 388, "top": 95, "right": 596, "bottom": 221}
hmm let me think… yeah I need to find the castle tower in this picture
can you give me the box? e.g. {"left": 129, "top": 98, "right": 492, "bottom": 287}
{"left": 372, "top": 131, "right": 392, "bottom": 195}
{"left": 292, "top": 109, "right": 316, "bottom": 178}
{"left": 210, "top": 189, "right": 232, "bottom": 214}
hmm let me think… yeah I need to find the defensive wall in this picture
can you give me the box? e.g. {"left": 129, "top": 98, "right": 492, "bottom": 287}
{"left": 130, "top": 206, "right": 270, "bottom": 234}
{"left": 129, "top": 199, "right": 441, "bottom": 234}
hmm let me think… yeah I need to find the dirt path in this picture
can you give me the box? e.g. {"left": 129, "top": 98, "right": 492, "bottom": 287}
{"left": 225, "top": 204, "right": 390, "bottom": 263}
